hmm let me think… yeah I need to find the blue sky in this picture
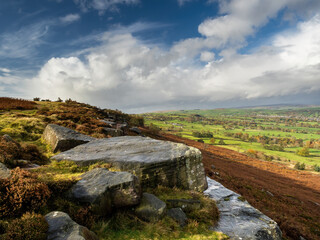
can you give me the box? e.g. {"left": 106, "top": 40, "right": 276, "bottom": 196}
{"left": 0, "top": 0, "right": 320, "bottom": 113}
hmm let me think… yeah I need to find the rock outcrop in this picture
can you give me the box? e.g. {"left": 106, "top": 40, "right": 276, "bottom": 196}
{"left": 135, "top": 193, "right": 167, "bottom": 222}
{"left": 204, "top": 177, "right": 282, "bottom": 240}
{"left": 103, "top": 128, "right": 123, "bottom": 137}
{"left": 70, "top": 168, "right": 141, "bottom": 215}
{"left": 45, "top": 211, "right": 98, "bottom": 240}
{"left": 0, "top": 162, "right": 10, "bottom": 179}
{"left": 52, "top": 136, "right": 207, "bottom": 191}
{"left": 43, "top": 124, "right": 95, "bottom": 152}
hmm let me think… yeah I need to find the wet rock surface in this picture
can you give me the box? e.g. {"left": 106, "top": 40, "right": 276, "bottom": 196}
{"left": 52, "top": 136, "right": 207, "bottom": 191}
{"left": 43, "top": 124, "right": 95, "bottom": 152}
{"left": 45, "top": 211, "right": 98, "bottom": 240}
{"left": 204, "top": 177, "right": 282, "bottom": 240}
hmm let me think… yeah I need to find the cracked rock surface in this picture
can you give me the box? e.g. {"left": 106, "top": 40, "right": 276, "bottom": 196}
{"left": 205, "top": 177, "right": 282, "bottom": 240}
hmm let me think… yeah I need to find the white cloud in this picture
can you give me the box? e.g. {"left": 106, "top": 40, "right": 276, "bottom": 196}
{"left": 177, "top": 0, "right": 194, "bottom": 6}
{"left": 60, "top": 13, "right": 80, "bottom": 24}
{"left": 0, "top": 68, "right": 11, "bottom": 73}
{"left": 27, "top": 15, "right": 320, "bottom": 111}
{"left": 200, "top": 51, "right": 215, "bottom": 62}
{"left": 74, "top": 0, "right": 139, "bottom": 13}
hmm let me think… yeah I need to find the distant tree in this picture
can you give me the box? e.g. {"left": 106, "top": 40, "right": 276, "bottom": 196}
{"left": 33, "top": 97, "right": 40, "bottom": 101}
{"left": 218, "top": 139, "right": 226, "bottom": 145}
{"left": 296, "top": 147, "right": 310, "bottom": 157}
{"left": 56, "top": 97, "right": 63, "bottom": 102}
{"left": 210, "top": 138, "right": 216, "bottom": 144}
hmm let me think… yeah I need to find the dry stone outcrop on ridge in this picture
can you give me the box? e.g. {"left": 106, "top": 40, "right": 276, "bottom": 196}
{"left": 52, "top": 136, "right": 208, "bottom": 191}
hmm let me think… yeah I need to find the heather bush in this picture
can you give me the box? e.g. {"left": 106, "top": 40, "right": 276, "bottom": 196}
{"left": 3, "top": 212, "right": 48, "bottom": 240}
{"left": 0, "top": 136, "right": 47, "bottom": 167}
{"left": 0, "top": 168, "right": 51, "bottom": 218}
{"left": 0, "top": 97, "right": 36, "bottom": 110}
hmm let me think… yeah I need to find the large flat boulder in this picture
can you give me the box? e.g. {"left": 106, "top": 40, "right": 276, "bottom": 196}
{"left": 70, "top": 168, "right": 141, "bottom": 215}
{"left": 52, "top": 136, "right": 207, "bottom": 191}
{"left": 0, "top": 162, "right": 10, "bottom": 179}
{"left": 45, "top": 211, "right": 98, "bottom": 240}
{"left": 43, "top": 124, "right": 95, "bottom": 152}
{"left": 204, "top": 177, "right": 282, "bottom": 240}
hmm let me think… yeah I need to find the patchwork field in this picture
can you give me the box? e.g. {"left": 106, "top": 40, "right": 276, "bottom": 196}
{"left": 143, "top": 106, "right": 320, "bottom": 172}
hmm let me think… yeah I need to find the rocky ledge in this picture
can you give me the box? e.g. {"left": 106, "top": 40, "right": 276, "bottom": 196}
{"left": 52, "top": 136, "right": 207, "bottom": 191}
{"left": 204, "top": 177, "right": 282, "bottom": 240}
{"left": 42, "top": 124, "right": 95, "bottom": 152}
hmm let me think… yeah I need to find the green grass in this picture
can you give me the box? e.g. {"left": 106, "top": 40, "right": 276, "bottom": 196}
{"left": 144, "top": 107, "right": 320, "bottom": 170}
{"left": 92, "top": 185, "right": 225, "bottom": 240}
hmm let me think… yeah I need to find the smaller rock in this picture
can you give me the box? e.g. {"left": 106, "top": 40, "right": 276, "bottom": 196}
{"left": 2, "top": 134, "right": 13, "bottom": 142}
{"left": 70, "top": 168, "right": 141, "bottom": 215}
{"left": 103, "top": 128, "right": 123, "bottom": 137}
{"left": 135, "top": 193, "right": 166, "bottom": 222}
{"left": 100, "top": 119, "right": 116, "bottom": 127}
{"left": 0, "top": 162, "right": 10, "bottom": 179}
{"left": 130, "top": 127, "right": 142, "bottom": 135}
{"left": 43, "top": 124, "right": 95, "bottom": 152}
{"left": 167, "top": 208, "right": 188, "bottom": 227}
{"left": 45, "top": 211, "right": 98, "bottom": 240}
{"left": 210, "top": 164, "right": 215, "bottom": 170}
{"left": 117, "top": 123, "right": 128, "bottom": 129}
{"left": 266, "top": 191, "right": 274, "bottom": 197}
{"left": 167, "top": 199, "right": 201, "bottom": 212}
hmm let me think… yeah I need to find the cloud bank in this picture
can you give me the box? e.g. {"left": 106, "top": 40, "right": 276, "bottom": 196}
{"left": 28, "top": 12, "right": 320, "bottom": 112}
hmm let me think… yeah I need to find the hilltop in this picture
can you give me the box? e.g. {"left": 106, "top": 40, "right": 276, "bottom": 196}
{"left": 0, "top": 98, "right": 228, "bottom": 240}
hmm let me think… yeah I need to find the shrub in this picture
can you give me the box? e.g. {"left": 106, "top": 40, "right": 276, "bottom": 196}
{"left": 296, "top": 147, "right": 310, "bottom": 157}
{"left": 294, "top": 162, "right": 305, "bottom": 170}
{"left": 148, "top": 123, "right": 160, "bottom": 135}
{"left": 313, "top": 164, "right": 320, "bottom": 172}
{"left": 0, "top": 168, "right": 51, "bottom": 218}
{"left": 209, "top": 138, "right": 216, "bottom": 144}
{"left": 246, "top": 149, "right": 257, "bottom": 158}
{"left": 218, "top": 139, "right": 226, "bottom": 145}
{"left": 0, "top": 136, "right": 47, "bottom": 167}
{"left": 129, "top": 115, "right": 144, "bottom": 127}
{"left": 3, "top": 212, "right": 48, "bottom": 240}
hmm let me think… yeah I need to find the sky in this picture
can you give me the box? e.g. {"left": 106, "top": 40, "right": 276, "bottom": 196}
{"left": 0, "top": 0, "right": 320, "bottom": 113}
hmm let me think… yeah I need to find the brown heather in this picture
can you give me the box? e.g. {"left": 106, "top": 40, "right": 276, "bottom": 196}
{"left": 0, "top": 136, "right": 48, "bottom": 168}
{"left": 0, "top": 97, "right": 37, "bottom": 110}
{"left": 0, "top": 168, "right": 51, "bottom": 218}
{"left": 3, "top": 212, "right": 48, "bottom": 240}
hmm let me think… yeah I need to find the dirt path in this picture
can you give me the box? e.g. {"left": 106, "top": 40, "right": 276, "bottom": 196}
{"left": 146, "top": 130, "right": 320, "bottom": 240}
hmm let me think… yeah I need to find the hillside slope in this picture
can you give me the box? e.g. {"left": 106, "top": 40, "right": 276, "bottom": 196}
{"left": 147, "top": 131, "right": 320, "bottom": 240}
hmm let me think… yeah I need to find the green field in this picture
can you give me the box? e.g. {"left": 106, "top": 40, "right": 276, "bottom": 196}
{"left": 143, "top": 106, "right": 320, "bottom": 171}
